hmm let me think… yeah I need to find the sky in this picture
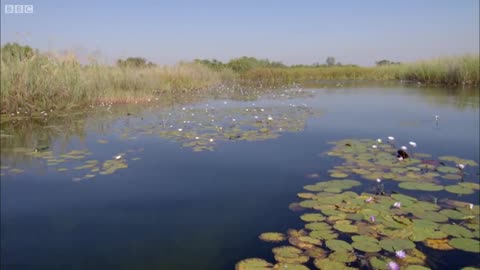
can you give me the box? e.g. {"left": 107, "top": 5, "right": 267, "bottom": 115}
{"left": 1, "top": 0, "right": 479, "bottom": 66}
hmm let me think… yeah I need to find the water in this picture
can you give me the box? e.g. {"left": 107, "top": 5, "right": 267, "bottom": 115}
{"left": 1, "top": 83, "right": 479, "bottom": 270}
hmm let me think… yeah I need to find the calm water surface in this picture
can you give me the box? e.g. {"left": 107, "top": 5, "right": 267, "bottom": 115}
{"left": 1, "top": 83, "right": 479, "bottom": 269}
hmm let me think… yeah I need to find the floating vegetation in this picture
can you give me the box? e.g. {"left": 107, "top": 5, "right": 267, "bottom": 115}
{"left": 259, "top": 232, "right": 287, "bottom": 243}
{"left": 236, "top": 137, "right": 479, "bottom": 269}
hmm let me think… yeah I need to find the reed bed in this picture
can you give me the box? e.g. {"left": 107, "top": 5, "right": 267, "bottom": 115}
{"left": 1, "top": 45, "right": 478, "bottom": 115}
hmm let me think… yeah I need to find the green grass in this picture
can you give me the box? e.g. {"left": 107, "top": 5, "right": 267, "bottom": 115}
{"left": 1, "top": 51, "right": 235, "bottom": 114}
{"left": 1, "top": 46, "right": 478, "bottom": 115}
{"left": 241, "top": 55, "right": 479, "bottom": 86}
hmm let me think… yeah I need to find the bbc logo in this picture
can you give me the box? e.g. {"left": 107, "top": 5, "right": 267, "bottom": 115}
{"left": 4, "top": 5, "right": 34, "bottom": 14}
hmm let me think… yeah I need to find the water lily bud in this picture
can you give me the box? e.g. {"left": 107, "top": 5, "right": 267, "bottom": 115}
{"left": 395, "top": 250, "right": 406, "bottom": 259}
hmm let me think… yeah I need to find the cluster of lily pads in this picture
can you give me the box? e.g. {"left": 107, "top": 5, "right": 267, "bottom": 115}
{"left": 236, "top": 138, "right": 479, "bottom": 270}
{"left": 0, "top": 96, "right": 322, "bottom": 179}
{"left": 326, "top": 139, "right": 479, "bottom": 195}
{"left": 117, "top": 102, "right": 320, "bottom": 152}
{"left": 0, "top": 147, "right": 143, "bottom": 181}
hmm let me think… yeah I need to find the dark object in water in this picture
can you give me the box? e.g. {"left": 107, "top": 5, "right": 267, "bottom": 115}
{"left": 397, "top": 149, "right": 409, "bottom": 159}
{"left": 34, "top": 146, "right": 49, "bottom": 152}
{"left": 345, "top": 143, "right": 352, "bottom": 147}
{"left": 127, "top": 113, "right": 132, "bottom": 116}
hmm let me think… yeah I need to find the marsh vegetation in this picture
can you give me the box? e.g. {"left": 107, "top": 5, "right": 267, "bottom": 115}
{"left": 1, "top": 43, "right": 478, "bottom": 115}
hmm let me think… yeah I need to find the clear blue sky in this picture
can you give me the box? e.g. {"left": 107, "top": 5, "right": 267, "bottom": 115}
{"left": 1, "top": 0, "right": 478, "bottom": 66}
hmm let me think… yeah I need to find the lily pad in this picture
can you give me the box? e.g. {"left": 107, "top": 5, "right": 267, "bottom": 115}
{"left": 236, "top": 258, "right": 273, "bottom": 270}
{"left": 379, "top": 238, "right": 415, "bottom": 252}
{"left": 352, "top": 240, "right": 381, "bottom": 252}
{"left": 259, "top": 232, "right": 287, "bottom": 242}
{"left": 449, "top": 238, "right": 480, "bottom": 253}
{"left": 300, "top": 213, "right": 325, "bottom": 222}
{"left": 398, "top": 182, "right": 443, "bottom": 192}
{"left": 325, "top": 239, "right": 353, "bottom": 252}
{"left": 445, "top": 184, "right": 475, "bottom": 195}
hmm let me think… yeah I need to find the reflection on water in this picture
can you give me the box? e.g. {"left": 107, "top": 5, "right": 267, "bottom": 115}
{"left": 1, "top": 83, "right": 479, "bottom": 270}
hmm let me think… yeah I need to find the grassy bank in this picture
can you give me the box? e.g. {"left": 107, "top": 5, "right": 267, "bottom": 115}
{"left": 1, "top": 48, "right": 235, "bottom": 114}
{"left": 241, "top": 55, "right": 480, "bottom": 86}
{"left": 1, "top": 43, "right": 478, "bottom": 115}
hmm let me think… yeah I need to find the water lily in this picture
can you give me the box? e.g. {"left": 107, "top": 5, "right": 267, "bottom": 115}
{"left": 267, "top": 115, "right": 273, "bottom": 121}
{"left": 456, "top": 164, "right": 465, "bottom": 170}
{"left": 395, "top": 250, "right": 406, "bottom": 259}
{"left": 409, "top": 141, "right": 417, "bottom": 147}
{"left": 372, "top": 145, "right": 378, "bottom": 149}
{"left": 209, "top": 138, "right": 214, "bottom": 142}
{"left": 377, "top": 138, "right": 382, "bottom": 143}
{"left": 195, "top": 136, "right": 200, "bottom": 140}
{"left": 401, "top": 146, "right": 407, "bottom": 151}
{"left": 370, "top": 215, "right": 376, "bottom": 222}
{"left": 387, "top": 261, "right": 400, "bottom": 270}
{"left": 114, "top": 155, "right": 123, "bottom": 160}
{"left": 388, "top": 136, "right": 395, "bottom": 141}
{"left": 178, "top": 128, "right": 183, "bottom": 132}
{"left": 469, "top": 203, "right": 474, "bottom": 210}
{"left": 393, "top": 202, "right": 401, "bottom": 208}
{"left": 376, "top": 178, "right": 382, "bottom": 183}
{"left": 365, "top": 196, "right": 373, "bottom": 203}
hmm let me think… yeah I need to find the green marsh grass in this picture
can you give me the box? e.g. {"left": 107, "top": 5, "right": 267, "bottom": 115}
{"left": 1, "top": 45, "right": 478, "bottom": 115}
{"left": 1, "top": 51, "right": 235, "bottom": 114}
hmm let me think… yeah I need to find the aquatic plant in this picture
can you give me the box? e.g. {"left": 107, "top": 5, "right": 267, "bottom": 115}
{"left": 236, "top": 137, "right": 479, "bottom": 269}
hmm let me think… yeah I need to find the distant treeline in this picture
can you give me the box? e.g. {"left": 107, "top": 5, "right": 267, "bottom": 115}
{"left": 1, "top": 43, "right": 478, "bottom": 115}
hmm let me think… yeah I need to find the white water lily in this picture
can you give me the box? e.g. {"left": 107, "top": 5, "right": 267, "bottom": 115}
{"left": 209, "top": 138, "right": 214, "bottom": 142}
{"left": 401, "top": 146, "right": 407, "bottom": 151}
{"left": 409, "top": 141, "right": 417, "bottom": 147}
{"left": 388, "top": 136, "right": 395, "bottom": 141}
{"left": 372, "top": 145, "right": 377, "bottom": 149}
{"left": 456, "top": 164, "right": 465, "bottom": 170}
{"left": 178, "top": 128, "right": 183, "bottom": 132}
{"left": 377, "top": 138, "right": 382, "bottom": 143}
{"left": 376, "top": 178, "right": 382, "bottom": 183}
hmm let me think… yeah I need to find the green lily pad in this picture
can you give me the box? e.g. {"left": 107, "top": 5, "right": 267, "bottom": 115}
{"left": 309, "top": 230, "right": 338, "bottom": 240}
{"left": 333, "top": 223, "right": 358, "bottom": 233}
{"left": 379, "top": 238, "right": 415, "bottom": 252}
{"left": 313, "top": 258, "right": 356, "bottom": 270}
{"left": 369, "top": 256, "right": 390, "bottom": 270}
{"left": 330, "top": 173, "right": 348, "bottom": 178}
{"left": 352, "top": 240, "right": 381, "bottom": 253}
{"left": 305, "top": 222, "right": 331, "bottom": 231}
{"left": 235, "top": 258, "right": 273, "bottom": 270}
{"left": 272, "top": 263, "right": 309, "bottom": 270}
{"left": 259, "top": 232, "right": 286, "bottom": 242}
{"left": 439, "top": 209, "right": 468, "bottom": 220}
{"left": 449, "top": 238, "right": 480, "bottom": 253}
{"left": 440, "top": 224, "right": 475, "bottom": 238}
{"left": 300, "top": 213, "right": 326, "bottom": 222}
{"left": 445, "top": 184, "right": 475, "bottom": 195}
{"left": 405, "top": 266, "right": 431, "bottom": 270}
{"left": 325, "top": 239, "right": 353, "bottom": 252}
{"left": 398, "top": 182, "right": 443, "bottom": 192}
{"left": 436, "top": 166, "right": 459, "bottom": 174}
{"left": 438, "top": 156, "right": 478, "bottom": 166}
{"left": 328, "top": 251, "right": 356, "bottom": 263}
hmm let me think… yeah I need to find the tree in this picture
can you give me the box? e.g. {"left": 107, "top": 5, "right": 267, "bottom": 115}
{"left": 117, "top": 57, "right": 155, "bottom": 68}
{"left": 1, "top": 43, "right": 35, "bottom": 62}
{"left": 375, "top": 59, "right": 401, "bottom": 66}
{"left": 326, "top": 56, "right": 336, "bottom": 66}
